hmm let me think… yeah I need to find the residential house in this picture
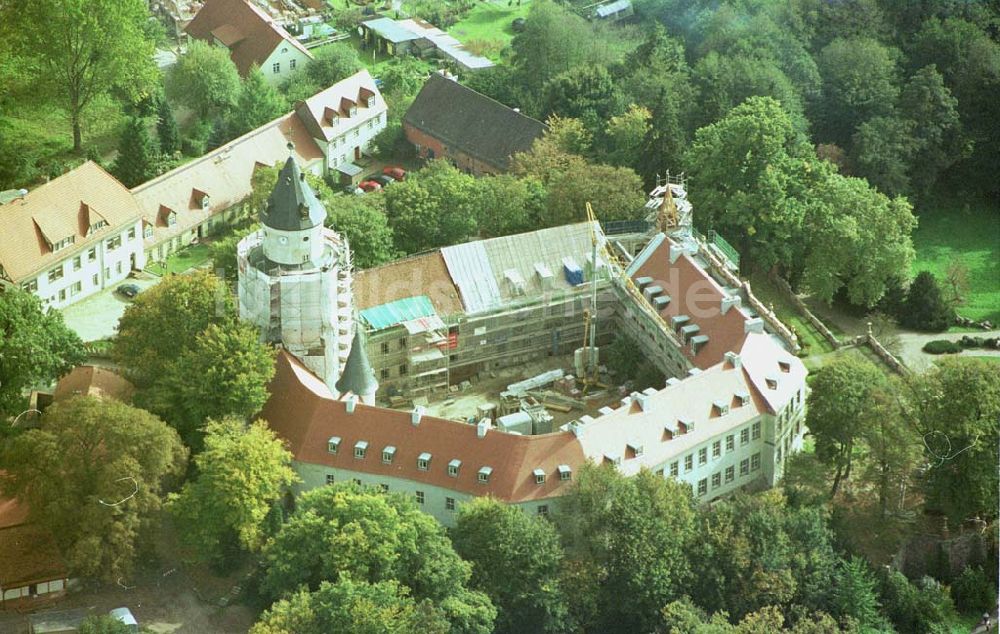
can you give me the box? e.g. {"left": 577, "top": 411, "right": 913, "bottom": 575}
{"left": 0, "top": 161, "right": 145, "bottom": 309}
{"left": 359, "top": 17, "right": 494, "bottom": 72}
{"left": 403, "top": 73, "right": 547, "bottom": 175}
{"left": 185, "top": 0, "right": 313, "bottom": 82}
{"left": 0, "top": 494, "right": 71, "bottom": 609}
{"left": 294, "top": 70, "right": 388, "bottom": 182}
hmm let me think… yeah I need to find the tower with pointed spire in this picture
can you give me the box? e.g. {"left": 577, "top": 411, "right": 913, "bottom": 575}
{"left": 335, "top": 326, "right": 379, "bottom": 405}
{"left": 237, "top": 154, "right": 354, "bottom": 396}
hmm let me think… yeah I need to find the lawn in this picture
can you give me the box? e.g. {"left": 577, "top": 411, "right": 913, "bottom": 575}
{"left": 912, "top": 197, "right": 1000, "bottom": 323}
{"left": 448, "top": 1, "right": 532, "bottom": 51}
{"left": 749, "top": 272, "right": 839, "bottom": 357}
{"left": 146, "top": 244, "right": 212, "bottom": 276}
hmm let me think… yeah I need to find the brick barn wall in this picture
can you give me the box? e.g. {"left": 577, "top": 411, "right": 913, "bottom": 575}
{"left": 403, "top": 124, "right": 502, "bottom": 176}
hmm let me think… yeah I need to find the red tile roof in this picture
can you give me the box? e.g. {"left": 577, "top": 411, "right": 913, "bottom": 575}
{"left": 52, "top": 366, "right": 135, "bottom": 403}
{"left": 632, "top": 236, "right": 751, "bottom": 369}
{"left": 353, "top": 252, "right": 464, "bottom": 317}
{"left": 0, "top": 490, "right": 67, "bottom": 588}
{"left": 261, "top": 351, "right": 586, "bottom": 502}
{"left": 185, "top": 0, "right": 313, "bottom": 76}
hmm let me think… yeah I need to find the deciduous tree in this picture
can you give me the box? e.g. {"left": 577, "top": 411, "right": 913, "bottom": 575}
{"left": 166, "top": 40, "right": 241, "bottom": 118}
{"left": 228, "top": 66, "right": 287, "bottom": 138}
{"left": 472, "top": 174, "right": 546, "bottom": 238}
{"left": 168, "top": 418, "right": 296, "bottom": 564}
{"left": 321, "top": 192, "right": 397, "bottom": 269}
{"left": 304, "top": 44, "right": 362, "bottom": 90}
{"left": 544, "top": 163, "right": 645, "bottom": 227}
{"left": 0, "top": 290, "right": 85, "bottom": 418}
{"left": 0, "top": 397, "right": 187, "bottom": 581}
{"left": 0, "top": 0, "right": 157, "bottom": 151}
{"left": 384, "top": 160, "right": 478, "bottom": 254}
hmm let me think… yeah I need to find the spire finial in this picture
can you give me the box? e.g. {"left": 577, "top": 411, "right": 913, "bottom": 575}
{"left": 286, "top": 141, "right": 295, "bottom": 156}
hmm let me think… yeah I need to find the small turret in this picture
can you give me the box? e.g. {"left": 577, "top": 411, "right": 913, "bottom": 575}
{"left": 336, "top": 327, "right": 379, "bottom": 405}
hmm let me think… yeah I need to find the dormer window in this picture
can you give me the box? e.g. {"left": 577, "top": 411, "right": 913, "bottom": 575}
{"left": 627, "top": 442, "right": 644, "bottom": 458}
{"left": 558, "top": 464, "right": 572, "bottom": 481}
{"left": 201, "top": 194, "right": 210, "bottom": 210}
{"left": 735, "top": 390, "right": 750, "bottom": 407}
{"left": 678, "top": 417, "right": 694, "bottom": 433}
{"left": 478, "top": 466, "right": 493, "bottom": 483}
{"left": 417, "top": 452, "right": 431, "bottom": 471}
{"left": 713, "top": 400, "right": 730, "bottom": 417}
{"left": 327, "top": 436, "right": 341, "bottom": 454}
{"left": 779, "top": 360, "right": 791, "bottom": 373}
{"left": 448, "top": 459, "right": 461, "bottom": 477}
{"left": 366, "top": 96, "right": 375, "bottom": 108}
{"left": 382, "top": 446, "right": 396, "bottom": 464}
{"left": 52, "top": 236, "right": 75, "bottom": 252}
{"left": 88, "top": 220, "right": 107, "bottom": 234}
{"left": 349, "top": 105, "right": 358, "bottom": 117}
{"left": 765, "top": 376, "right": 778, "bottom": 390}
{"left": 354, "top": 441, "right": 368, "bottom": 459}
{"left": 533, "top": 468, "right": 546, "bottom": 485}
{"left": 604, "top": 453, "right": 622, "bottom": 466}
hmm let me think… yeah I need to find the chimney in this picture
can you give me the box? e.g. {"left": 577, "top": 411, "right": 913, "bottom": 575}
{"left": 345, "top": 394, "right": 358, "bottom": 413}
{"left": 477, "top": 418, "right": 490, "bottom": 438}
{"left": 411, "top": 405, "right": 425, "bottom": 426}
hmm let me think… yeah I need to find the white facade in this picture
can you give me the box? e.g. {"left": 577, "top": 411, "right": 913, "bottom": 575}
{"left": 321, "top": 111, "right": 387, "bottom": 172}
{"left": 8, "top": 220, "right": 146, "bottom": 310}
{"left": 259, "top": 43, "right": 312, "bottom": 84}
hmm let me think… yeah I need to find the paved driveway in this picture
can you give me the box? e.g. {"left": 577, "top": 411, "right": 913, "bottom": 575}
{"left": 60, "top": 273, "right": 162, "bottom": 342}
{"left": 896, "top": 329, "right": 1000, "bottom": 371}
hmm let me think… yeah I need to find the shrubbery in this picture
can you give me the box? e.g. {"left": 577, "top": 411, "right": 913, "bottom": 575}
{"left": 922, "top": 340, "right": 961, "bottom": 355}
{"left": 951, "top": 567, "right": 996, "bottom": 615}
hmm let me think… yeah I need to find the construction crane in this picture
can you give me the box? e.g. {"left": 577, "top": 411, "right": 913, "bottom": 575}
{"left": 580, "top": 202, "right": 602, "bottom": 394}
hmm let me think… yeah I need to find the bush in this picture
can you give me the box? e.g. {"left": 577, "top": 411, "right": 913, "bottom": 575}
{"left": 900, "top": 271, "right": 954, "bottom": 332}
{"left": 958, "top": 335, "right": 985, "bottom": 349}
{"left": 923, "top": 340, "right": 962, "bottom": 355}
{"left": 880, "top": 571, "right": 956, "bottom": 634}
{"left": 951, "top": 567, "right": 996, "bottom": 615}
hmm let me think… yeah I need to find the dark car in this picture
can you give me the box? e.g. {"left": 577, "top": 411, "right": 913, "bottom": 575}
{"left": 116, "top": 283, "right": 140, "bottom": 299}
{"left": 359, "top": 180, "right": 382, "bottom": 193}
{"left": 382, "top": 166, "right": 406, "bottom": 181}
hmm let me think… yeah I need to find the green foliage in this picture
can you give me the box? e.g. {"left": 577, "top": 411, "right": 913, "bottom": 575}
{"left": 850, "top": 115, "right": 919, "bottom": 197}
{"left": 660, "top": 598, "right": 849, "bottom": 633}
{"left": 879, "top": 571, "right": 956, "bottom": 634}
{"left": 228, "top": 66, "right": 287, "bottom": 138}
{"left": 900, "top": 271, "right": 954, "bottom": 332}
{"left": 0, "top": 397, "right": 187, "bottom": 581}
{"left": 111, "top": 116, "right": 160, "bottom": 187}
{"left": 829, "top": 557, "right": 883, "bottom": 628}
{"left": 922, "top": 340, "right": 961, "bottom": 355}
{"left": 168, "top": 418, "right": 296, "bottom": 564}
{"left": 545, "top": 162, "right": 645, "bottom": 227}
{"left": 543, "top": 64, "right": 626, "bottom": 135}
{"left": 950, "top": 567, "right": 996, "bottom": 615}
{"left": 304, "top": 43, "right": 362, "bottom": 90}
{"left": 209, "top": 223, "right": 259, "bottom": 283}
{"left": 910, "top": 358, "right": 1000, "bottom": 523}
{"left": 0, "top": 290, "right": 85, "bottom": 417}
{"left": 604, "top": 104, "right": 651, "bottom": 170}
{"left": 384, "top": 160, "right": 478, "bottom": 254}
{"left": 156, "top": 97, "right": 180, "bottom": 156}
{"left": 0, "top": 0, "right": 157, "bottom": 150}
{"left": 251, "top": 577, "right": 452, "bottom": 634}
{"left": 603, "top": 332, "right": 664, "bottom": 390}
{"left": 317, "top": 190, "right": 397, "bottom": 269}
{"left": 143, "top": 321, "right": 276, "bottom": 447}
{"left": 114, "top": 271, "right": 234, "bottom": 387}
{"left": 452, "top": 498, "right": 569, "bottom": 634}
{"left": 167, "top": 40, "right": 242, "bottom": 118}
{"left": 77, "top": 615, "right": 134, "bottom": 634}
{"left": 557, "top": 464, "right": 697, "bottom": 633}
{"left": 816, "top": 38, "right": 901, "bottom": 146}
{"left": 377, "top": 57, "right": 429, "bottom": 99}
{"left": 260, "top": 483, "right": 495, "bottom": 632}
{"left": 472, "top": 174, "right": 546, "bottom": 238}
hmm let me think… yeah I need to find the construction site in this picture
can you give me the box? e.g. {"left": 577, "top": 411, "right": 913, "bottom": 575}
{"left": 350, "top": 178, "right": 801, "bottom": 435}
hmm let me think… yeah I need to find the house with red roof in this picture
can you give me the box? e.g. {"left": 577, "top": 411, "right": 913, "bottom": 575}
{"left": 0, "top": 492, "right": 71, "bottom": 609}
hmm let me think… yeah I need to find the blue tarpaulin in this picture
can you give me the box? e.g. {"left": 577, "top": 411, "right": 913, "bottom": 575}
{"left": 360, "top": 295, "right": 437, "bottom": 331}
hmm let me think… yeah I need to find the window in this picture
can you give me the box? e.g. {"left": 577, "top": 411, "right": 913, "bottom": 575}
{"left": 752, "top": 421, "right": 761, "bottom": 440}
{"left": 533, "top": 468, "right": 546, "bottom": 485}
{"left": 684, "top": 454, "right": 693, "bottom": 472}
{"left": 669, "top": 461, "right": 678, "bottom": 477}
{"left": 751, "top": 453, "right": 761, "bottom": 471}
{"left": 726, "top": 435, "right": 734, "bottom": 452}
{"left": 712, "top": 440, "right": 721, "bottom": 458}
{"left": 107, "top": 235, "right": 121, "bottom": 251}
{"left": 89, "top": 220, "right": 107, "bottom": 234}
{"left": 72, "top": 256, "right": 81, "bottom": 271}
{"left": 445, "top": 497, "right": 455, "bottom": 511}
{"left": 698, "top": 448, "right": 707, "bottom": 465}
{"left": 353, "top": 128, "right": 359, "bottom": 138}
{"left": 127, "top": 227, "right": 136, "bottom": 240}
{"left": 399, "top": 364, "right": 408, "bottom": 376}
{"left": 537, "top": 504, "right": 549, "bottom": 517}
{"left": 381, "top": 341, "right": 390, "bottom": 354}
{"left": 290, "top": 59, "right": 296, "bottom": 70}
{"left": 448, "top": 459, "right": 461, "bottom": 477}
{"left": 144, "top": 224, "right": 153, "bottom": 238}
{"left": 51, "top": 236, "right": 75, "bottom": 251}
{"left": 326, "top": 474, "right": 336, "bottom": 485}
{"left": 116, "top": 261, "right": 122, "bottom": 275}
{"left": 712, "top": 472, "right": 721, "bottom": 489}
{"left": 92, "top": 274, "right": 98, "bottom": 286}
{"left": 380, "top": 368, "right": 390, "bottom": 380}
{"left": 70, "top": 281, "right": 81, "bottom": 296}
{"left": 697, "top": 479, "right": 707, "bottom": 496}
{"left": 740, "top": 428, "right": 750, "bottom": 446}
{"left": 558, "top": 464, "right": 572, "bottom": 481}
{"left": 478, "top": 466, "right": 493, "bottom": 483}
{"left": 20, "top": 279, "right": 37, "bottom": 293}
{"left": 382, "top": 446, "right": 396, "bottom": 464}
{"left": 398, "top": 337, "right": 407, "bottom": 350}
{"left": 725, "top": 466, "right": 734, "bottom": 483}
{"left": 48, "top": 265, "right": 64, "bottom": 283}
{"left": 415, "top": 491, "right": 425, "bottom": 505}
{"left": 417, "top": 452, "right": 431, "bottom": 470}
{"left": 354, "top": 441, "right": 368, "bottom": 459}
{"left": 350, "top": 106, "right": 357, "bottom": 117}
{"left": 272, "top": 62, "right": 280, "bottom": 73}
{"left": 740, "top": 458, "right": 749, "bottom": 476}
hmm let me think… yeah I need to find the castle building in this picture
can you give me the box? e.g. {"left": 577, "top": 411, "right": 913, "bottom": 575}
{"left": 237, "top": 156, "right": 353, "bottom": 395}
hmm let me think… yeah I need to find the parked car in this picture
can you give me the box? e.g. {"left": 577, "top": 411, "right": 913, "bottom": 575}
{"left": 109, "top": 607, "right": 139, "bottom": 633}
{"left": 382, "top": 166, "right": 406, "bottom": 181}
{"left": 116, "top": 283, "right": 140, "bottom": 299}
{"left": 359, "top": 180, "right": 382, "bottom": 192}
{"left": 373, "top": 174, "right": 396, "bottom": 187}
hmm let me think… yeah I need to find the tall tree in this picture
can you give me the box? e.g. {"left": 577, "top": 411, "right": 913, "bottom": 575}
{"left": 144, "top": 321, "right": 276, "bottom": 447}
{"left": 452, "top": 498, "right": 570, "bottom": 634}
{"left": 384, "top": 160, "right": 478, "bottom": 254}
{"left": 156, "top": 98, "right": 180, "bottom": 157}
{"left": 0, "top": 290, "right": 85, "bottom": 417}
{"left": 472, "top": 174, "right": 546, "bottom": 238}
{"left": 111, "top": 116, "right": 160, "bottom": 188}
{"left": 557, "top": 464, "right": 697, "bottom": 633}
{"left": 543, "top": 65, "right": 626, "bottom": 136}
{"left": 0, "top": 0, "right": 156, "bottom": 151}
{"left": 321, "top": 192, "right": 397, "bottom": 269}
{"left": 850, "top": 115, "right": 918, "bottom": 197}
{"left": 805, "top": 355, "right": 888, "bottom": 496}
{"left": 168, "top": 418, "right": 296, "bottom": 564}
{"left": 544, "top": 163, "right": 646, "bottom": 227}
{"left": 166, "top": 40, "right": 241, "bottom": 118}
{"left": 604, "top": 104, "right": 652, "bottom": 170}
{"left": 228, "top": 66, "right": 287, "bottom": 137}
{"left": 304, "top": 43, "right": 362, "bottom": 90}
{"left": 0, "top": 397, "right": 187, "bottom": 581}
{"left": 899, "top": 271, "right": 953, "bottom": 332}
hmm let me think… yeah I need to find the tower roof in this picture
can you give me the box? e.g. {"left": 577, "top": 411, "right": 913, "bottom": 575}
{"left": 260, "top": 156, "right": 326, "bottom": 231}
{"left": 336, "top": 328, "right": 379, "bottom": 397}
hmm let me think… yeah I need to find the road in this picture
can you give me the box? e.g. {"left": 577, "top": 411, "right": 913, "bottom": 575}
{"left": 895, "top": 329, "right": 1000, "bottom": 371}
